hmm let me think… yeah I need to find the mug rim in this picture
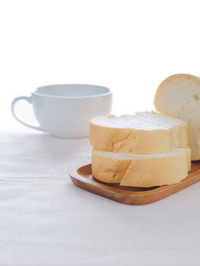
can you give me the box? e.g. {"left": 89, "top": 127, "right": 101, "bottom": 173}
{"left": 32, "top": 83, "right": 112, "bottom": 99}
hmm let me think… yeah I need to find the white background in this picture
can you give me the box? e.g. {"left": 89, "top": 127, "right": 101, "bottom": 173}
{"left": 1, "top": 0, "right": 200, "bottom": 129}
{"left": 1, "top": 1, "right": 200, "bottom": 266}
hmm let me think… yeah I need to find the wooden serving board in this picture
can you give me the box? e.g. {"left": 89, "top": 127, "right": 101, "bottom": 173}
{"left": 69, "top": 162, "right": 200, "bottom": 205}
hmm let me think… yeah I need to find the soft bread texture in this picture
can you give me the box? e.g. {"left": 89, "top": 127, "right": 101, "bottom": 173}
{"left": 90, "top": 112, "right": 187, "bottom": 154}
{"left": 154, "top": 74, "right": 200, "bottom": 160}
{"left": 92, "top": 148, "right": 191, "bottom": 187}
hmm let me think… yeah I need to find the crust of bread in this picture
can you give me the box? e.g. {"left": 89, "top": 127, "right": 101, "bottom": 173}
{"left": 91, "top": 150, "right": 132, "bottom": 183}
{"left": 90, "top": 119, "right": 188, "bottom": 154}
{"left": 92, "top": 149, "right": 191, "bottom": 187}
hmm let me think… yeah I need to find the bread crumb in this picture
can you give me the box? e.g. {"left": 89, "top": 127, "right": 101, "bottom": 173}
{"left": 193, "top": 94, "right": 199, "bottom": 101}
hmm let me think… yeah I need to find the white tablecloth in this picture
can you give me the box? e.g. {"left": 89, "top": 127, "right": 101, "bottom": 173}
{"left": 1, "top": 129, "right": 200, "bottom": 266}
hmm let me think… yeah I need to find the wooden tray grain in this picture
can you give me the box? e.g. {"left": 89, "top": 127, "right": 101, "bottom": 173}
{"left": 69, "top": 162, "right": 200, "bottom": 205}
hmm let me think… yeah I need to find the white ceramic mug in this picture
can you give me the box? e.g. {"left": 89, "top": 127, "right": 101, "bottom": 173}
{"left": 11, "top": 84, "right": 112, "bottom": 138}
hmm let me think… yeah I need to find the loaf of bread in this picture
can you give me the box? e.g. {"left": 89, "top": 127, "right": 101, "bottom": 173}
{"left": 92, "top": 148, "right": 191, "bottom": 187}
{"left": 154, "top": 74, "right": 200, "bottom": 160}
{"left": 90, "top": 112, "right": 187, "bottom": 154}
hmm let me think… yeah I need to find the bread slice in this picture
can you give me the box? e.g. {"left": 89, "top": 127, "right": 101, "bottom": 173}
{"left": 154, "top": 74, "right": 200, "bottom": 160}
{"left": 90, "top": 112, "right": 187, "bottom": 154}
{"left": 92, "top": 148, "right": 191, "bottom": 187}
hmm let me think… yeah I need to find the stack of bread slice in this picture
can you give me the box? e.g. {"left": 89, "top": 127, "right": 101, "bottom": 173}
{"left": 89, "top": 112, "right": 191, "bottom": 187}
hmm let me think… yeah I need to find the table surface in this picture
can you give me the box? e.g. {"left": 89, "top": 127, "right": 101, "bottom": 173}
{"left": 1, "top": 128, "right": 200, "bottom": 266}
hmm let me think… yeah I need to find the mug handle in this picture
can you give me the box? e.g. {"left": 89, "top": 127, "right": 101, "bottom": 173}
{"left": 11, "top": 96, "right": 43, "bottom": 131}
